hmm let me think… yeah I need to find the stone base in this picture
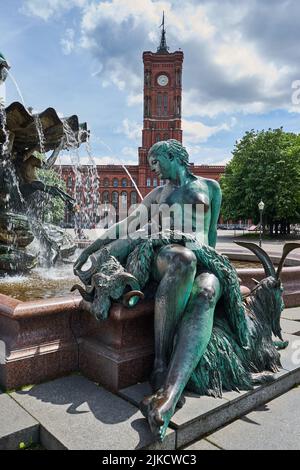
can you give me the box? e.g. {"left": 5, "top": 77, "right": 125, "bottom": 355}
{"left": 79, "top": 339, "right": 154, "bottom": 392}
{"left": 0, "top": 293, "right": 154, "bottom": 392}
{"left": 0, "top": 264, "right": 300, "bottom": 392}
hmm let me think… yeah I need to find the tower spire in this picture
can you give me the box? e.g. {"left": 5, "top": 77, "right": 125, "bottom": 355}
{"left": 157, "top": 11, "right": 169, "bottom": 53}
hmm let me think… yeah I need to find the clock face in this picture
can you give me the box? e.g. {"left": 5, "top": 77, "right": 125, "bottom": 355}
{"left": 157, "top": 74, "right": 169, "bottom": 86}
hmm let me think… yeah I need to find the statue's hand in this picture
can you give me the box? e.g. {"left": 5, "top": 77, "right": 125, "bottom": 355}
{"left": 74, "top": 250, "right": 89, "bottom": 275}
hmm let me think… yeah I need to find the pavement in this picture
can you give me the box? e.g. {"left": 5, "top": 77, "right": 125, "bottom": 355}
{"left": 1, "top": 306, "right": 300, "bottom": 450}
{"left": 68, "top": 228, "right": 300, "bottom": 259}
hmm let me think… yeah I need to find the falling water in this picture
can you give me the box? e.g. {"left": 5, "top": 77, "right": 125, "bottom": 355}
{"left": 62, "top": 120, "right": 95, "bottom": 229}
{"left": 121, "top": 165, "right": 143, "bottom": 201}
{"left": 33, "top": 114, "right": 46, "bottom": 154}
{"left": 0, "top": 105, "right": 25, "bottom": 210}
{"left": 98, "top": 139, "right": 144, "bottom": 201}
{"left": 6, "top": 70, "right": 26, "bottom": 107}
{"left": 0, "top": 103, "right": 9, "bottom": 155}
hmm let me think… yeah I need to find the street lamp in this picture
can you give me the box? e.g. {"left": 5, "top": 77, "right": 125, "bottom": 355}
{"left": 258, "top": 200, "right": 265, "bottom": 248}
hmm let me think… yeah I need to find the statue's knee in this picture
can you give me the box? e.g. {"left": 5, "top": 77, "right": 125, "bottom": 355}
{"left": 198, "top": 286, "right": 217, "bottom": 305}
{"left": 173, "top": 249, "right": 197, "bottom": 274}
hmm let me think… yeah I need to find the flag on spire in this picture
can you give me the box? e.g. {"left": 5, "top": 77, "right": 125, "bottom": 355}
{"left": 157, "top": 11, "right": 169, "bottom": 53}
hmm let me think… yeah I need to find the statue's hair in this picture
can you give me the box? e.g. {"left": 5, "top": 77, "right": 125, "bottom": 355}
{"left": 148, "top": 139, "right": 192, "bottom": 172}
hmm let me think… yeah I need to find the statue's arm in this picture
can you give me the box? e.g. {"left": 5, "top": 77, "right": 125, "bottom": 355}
{"left": 207, "top": 180, "right": 222, "bottom": 248}
{"left": 74, "top": 186, "right": 162, "bottom": 272}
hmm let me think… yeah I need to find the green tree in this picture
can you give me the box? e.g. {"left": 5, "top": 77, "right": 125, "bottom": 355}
{"left": 36, "top": 167, "right": 67, "bottom": 225}
{"left": 220, "top": 128, "right": 300, "bottom": 235}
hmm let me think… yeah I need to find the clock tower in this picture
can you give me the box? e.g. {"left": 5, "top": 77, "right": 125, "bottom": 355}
{"left": 138, "top": 14, "right": 184, "bottom": 171}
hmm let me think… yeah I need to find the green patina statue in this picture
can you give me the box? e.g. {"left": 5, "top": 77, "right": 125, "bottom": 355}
{"left": 74, "top": 139, "right": 299, "bottom": 442}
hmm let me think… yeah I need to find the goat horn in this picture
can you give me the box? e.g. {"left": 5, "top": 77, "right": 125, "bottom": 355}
{"left": 276, "top": 243, "right": 300, "bottom": 279}
{"left": 234, "top": 241, "right": 276, "bottom": 278}
{"left": 118, "top": 272, "right": 140, "bottom": 290}
{"left": 70, "top": 284, "right": 94, "bottom": 301}
{"left": 122, "top": 290, "right": 145, "bottom": 307}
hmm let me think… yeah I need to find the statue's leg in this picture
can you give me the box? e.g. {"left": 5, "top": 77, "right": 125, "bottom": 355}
{"left": 150, "top": 244, "right": 197, "bottom": 391}
{"left": 141, "top": 270, "right": 222, "bottom": 441}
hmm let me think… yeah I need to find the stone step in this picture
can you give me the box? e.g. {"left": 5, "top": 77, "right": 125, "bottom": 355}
{"left": 3, "top": 322, "right": 300, "bottom": 450}
{"left": 10, "top": 375, "right": 175, "bottom": 450}
{"left": 119, "top": 331, "right": 300, "bottom": 448}
{"left": 281, "top": 307, "right": 300, "bottom": 322}
{"left": 0, "top": 390, "right": 39, "bottom": 450}
{"left": 185, "top": 386, "right": 300, "bottom": 450}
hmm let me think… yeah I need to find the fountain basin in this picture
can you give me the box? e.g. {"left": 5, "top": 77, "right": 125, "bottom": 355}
{"left": 0, "top": 264, "right": 300, "bottom": 392}
{"left": 0, "top": 292, "right": 154, "bottom": 391}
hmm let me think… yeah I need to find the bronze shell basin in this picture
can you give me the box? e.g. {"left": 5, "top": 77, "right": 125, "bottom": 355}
{"left": 1, "top": 101, "right": 88, "bottom": 153}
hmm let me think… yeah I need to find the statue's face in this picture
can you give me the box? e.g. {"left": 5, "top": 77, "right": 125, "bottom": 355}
{"left": 148, "top": 149, "right": 175, "bottom": 180}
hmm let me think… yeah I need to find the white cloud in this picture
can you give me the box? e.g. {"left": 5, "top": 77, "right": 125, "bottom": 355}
{"left": 117, "top": 119, "right": 142, "bottom": 141}
{"left": 61, "top": 29, "right": 75, "bottom": 55}
{"left": 186, "top": 145, "right": 231, "bottom": 166}
{"left": 127, "top": 93, "right": 143, "bottom": 107}
{"left": 121, "top": 146, "right": 138, "bottom": 158}
{"left": 182, "top": 117, "right": 235, "bottom": 145}
{"left": 21, "top": 0, "right": 88, "bottom": 21}
{"left": 20, "top": 0, "right": 300, "bottom": 118}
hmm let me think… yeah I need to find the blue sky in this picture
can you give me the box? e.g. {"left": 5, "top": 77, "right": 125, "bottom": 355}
{"left": 1, "top": 0, "right": 300, "bottom": 166}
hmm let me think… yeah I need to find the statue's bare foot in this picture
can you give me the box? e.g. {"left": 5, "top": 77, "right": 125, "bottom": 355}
{"left": 150, "top": 367, "right": 167, "bottom": 392}
{"left": 140, "top": 389, "right": 176, "bottom": 442}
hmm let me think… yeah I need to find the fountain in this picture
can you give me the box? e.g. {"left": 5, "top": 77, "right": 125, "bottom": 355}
{"left": 0, "top": 50, "right": 299, "bottom": 447}
{"left": 0, "top": 54, "right": 88, "bottom": 273}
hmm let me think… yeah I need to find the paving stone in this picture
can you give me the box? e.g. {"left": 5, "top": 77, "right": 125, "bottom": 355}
{"left": 185, "top": 438, "right": 221, "bottom": 450}
{"left": 206, "top": 388, "right": 300, "bottom": 450}
{"left": 121, "top": 344, "right": 300, "bottom": 448}
{"left": 11, "top": 375, "right": 175, "bottom": 450}
{"left": 120, "top": 382, "right": 229, "bottom": 427}
{"left": 280, "top": 318, "right": 300, "bottom": 335}
{"left": 281, "top": 307, "right": 300, "bottom": 322}
{"left": 119, "top": 382, "right": 152, "bottom": 407}
{"left": 0, "top": 391, "right": 39, "bottom": 450}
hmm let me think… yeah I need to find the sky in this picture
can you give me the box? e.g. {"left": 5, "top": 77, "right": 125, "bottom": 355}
{"left": 1, "top": 0, "right": 300, "bottom": 166}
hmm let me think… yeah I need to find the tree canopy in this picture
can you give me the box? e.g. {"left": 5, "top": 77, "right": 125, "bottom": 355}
{"left": 220, "top": 128, "right": 300, "bottom": 234}
{"left": 36, "top": 167, "right": 67, "bottom": 225}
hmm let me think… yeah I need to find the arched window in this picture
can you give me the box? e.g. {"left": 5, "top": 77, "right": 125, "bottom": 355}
{"left": 156, "top": 133, "right": 161, "bottom": 143}
{"left": 176, "top": 69, "right": 181, "bottom": 86}
{"left": 121, "top": 191, "right": 127, "bottom": 208}
{"left": 121, "top": 178, "right": 127, "bottom": 187}
{"left": 145, "top": 70, "right": 151, "bottom": 86}
{"left": 157, "top": 93, "right": 162, "bottom": 116}
{"left": 144, "top": 96, "right": 151, "bottom": 117}
{"left": 67, "top": 176, "right": 73, "bottom": 188}
{"left": 153, "top": 178, "right": 158, "bottom": 187}
{"left": 131, "top": 178, "right": 137, "bottom": 187}
{"left": 131, "top": 191, "right": 137, "bottom": 206}
{"left": 146, "top": 178, "right": 151, "bottom": 187}
{"left": 163, "top": 93, "right": 168, "bottom": 116}
{"left": 112, "top": 191, "right": 119, "bottom": 208}
{"left": 104, "top": 178, "right": 109, "bottom": 187}
{"left": 176, "top": 97, "right": 181, "bottom": 116}
{"left": 113, "top": 178, "right": 119, "bottom": 187}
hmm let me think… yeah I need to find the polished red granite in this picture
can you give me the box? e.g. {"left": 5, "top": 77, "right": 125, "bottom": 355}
{"left": 0, "top": 265, "right": 299, "bottom": 391}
